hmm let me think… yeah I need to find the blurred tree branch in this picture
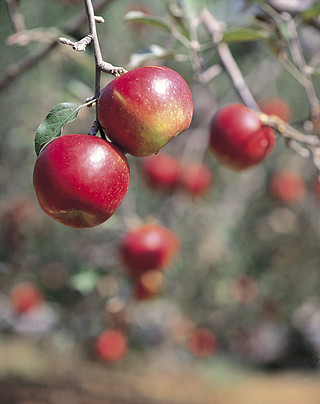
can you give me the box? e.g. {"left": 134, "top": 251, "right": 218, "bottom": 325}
{"left": 0, "top": 0, "right": 115, "bottom": 92}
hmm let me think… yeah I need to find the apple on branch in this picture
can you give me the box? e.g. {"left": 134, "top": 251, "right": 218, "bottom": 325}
{"left": 97, "top": 65, "right": 193, "bottom": 157}
{"left": 33, "top": 134, "right": 130, "bottom": 228}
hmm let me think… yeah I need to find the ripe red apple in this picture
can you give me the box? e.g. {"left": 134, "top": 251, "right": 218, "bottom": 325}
{"left": 119, "top": 222, "right": 180, "bottom": 278}
{"left": 209, "top": 104, "right": 275, "bottom": 170}
{"left": 187, "top": 328, "right": 218, "bottom": 358}
{"left": 269, "top": 170, "right": 305, "bottom": 203}
{"left": 33, "top": 134, "right": 130, "bottom": 228}
{"left": 10, "top": 282, "right": 44, "bottom": 314}
{"left": 259, "top": 97, "right": 291, "bottom": 123}
{"left": 179, "top": 162, "right": 212, "bottom": 197}
{"left": 133, "top": 269, "right": 165, "bottom": 300}
{"left": 142, "top": 153, "right": 180, "bottom": 191}
{"left": 94, "top": 329, "right": 127, "bottom": 362}
{"left": 97, "top": 65, "right": 193, "bottom": 157}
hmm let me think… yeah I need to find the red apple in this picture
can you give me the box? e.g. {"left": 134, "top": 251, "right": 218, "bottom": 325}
{"left": 97, "top": 65, "right": 193, "bottom": 157}
{"left": 179, "top": 162, "right": 212, "bottom": 197}
{"left": 33, "top": 134, "right": 130, "bottom": 228}
{"left": 187, "top": 328, "right": 218, "bottom": 358}
{"left": 259, "top": 97, "right": 291, "bottom": 123}
{"left": 133, "top": 269, "right": 165, "bottom": 300}
{"left": 119, "top": 222, "right": 180, "bottom": 278}
{"left": 10, "top": 282, "right": 44, "bottom": 314}
{"left": 94, "top": 329, "right": 127, "bottom": 362}
{"left": 142, "top": 153, "right": 180, "bottom": 191}
{"left": 209, "top": 104, "right": 275, "bottom": 170}
{"left": 270, "top": 170, "right": 306, "bottom": 203}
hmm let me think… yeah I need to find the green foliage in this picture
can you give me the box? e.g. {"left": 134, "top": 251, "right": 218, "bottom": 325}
{"left": 34, "top": 102, "right": 85, "bottom": 156}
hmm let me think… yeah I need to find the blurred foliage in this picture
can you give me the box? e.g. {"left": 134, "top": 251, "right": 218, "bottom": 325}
{"left": 1, "top": 0, "right": 320, "bottom": 375}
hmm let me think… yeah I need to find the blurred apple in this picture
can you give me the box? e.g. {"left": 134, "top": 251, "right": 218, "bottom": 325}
{"left": 119, "top": 222, "right": 180, "bottom": 278}
{"left": 142, "top": 153, "right": 180, "bottom": 192}
{"left": 187, "top": 328, "right": 218, "bottom": 358}
{"left": 179, "top": 162, "right": 212, "bottom": 197}
{"left": 269, "top": 170, "right": 306, "bottom": 203}
{"left": 259, "top": 97, "right": 291, "bottom": 122}
{"left": 10, "top": 282, "right": 44, "bottom": 314}
{"left": 94, "top": 329, "right": 127, "bottom": 362}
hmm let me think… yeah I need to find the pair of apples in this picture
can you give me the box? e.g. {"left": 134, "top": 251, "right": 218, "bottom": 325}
{"left": 33, "top": 65, "right": 193, "bottom": 228}
{"left": 34, "top": 65, "right": 276, "bottom": 229}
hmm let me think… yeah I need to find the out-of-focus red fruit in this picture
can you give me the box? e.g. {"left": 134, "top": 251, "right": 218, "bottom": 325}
{"left": 133, "top": 270, "right": 165, "bottom": 300}
{"left": 270, "top": 170, "right": 306, "bottom": 203}
{"left": 259, "top": 97, "right": 291, "bottom": 123}
{"left": 10, "top": 283, "right": 44, "bottom": 314}
{"left": 119, "top": 223, "right": 180, "bottom": 278}
{"left": 142, "top": 153, "right": 180, "bottom": 192}
{"left": 179, "top": 162, "right": 212, "bottom": 197}
{"left": 187, "top": 328, "right": 218, "bottom": 358}
{"left": 209, "top": 103, "right": 275, "bottom": 170}
{"left": 94, "top": 329, "right": 127, "bottom": 363}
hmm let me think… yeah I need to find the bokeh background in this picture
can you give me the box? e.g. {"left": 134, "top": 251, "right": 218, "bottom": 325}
{"left": 1, "top": 0, "right": 320, "bottom": 402}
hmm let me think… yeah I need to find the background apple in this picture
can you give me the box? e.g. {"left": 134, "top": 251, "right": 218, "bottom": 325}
{"left": 119, "top": 222, "right": 180, "bottom": 278}
{"left": 10, "top": 282, "right": 44, "bottom": 314}
{"left": 142, "top": 152, "right": 180, "bottom": 192}
{"left": 269, "top": 170, "right": 306, "bottom": 203}
{"left": 259, "top": 97, "right": 292, "bottom": 123}
{"left": 33, "top": 134, "right": 130, "bottom": 228}
{"left": 209, "top": 104, "right": 275, "bottom": 170}
{"left": 133, "top": 269, "right": 165, "bottom": 301}
{"left": 178, "top": 162, "right": 212, "bottom": 197}
{"left": 94, "top": 329, "right": 127, "bottom": 363}
{"left": 97, "top": 65, "right": 193, "bottom": 157}
{"left": 187, "top": 328, "right": 218, "bottom": 358}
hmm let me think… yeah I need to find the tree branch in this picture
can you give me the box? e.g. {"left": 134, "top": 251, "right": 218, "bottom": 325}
{"left": 0, "top": 0, "right": 116, "bottom": 92}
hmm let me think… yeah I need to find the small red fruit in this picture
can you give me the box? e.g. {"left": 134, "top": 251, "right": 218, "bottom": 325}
{"left": 133, "top": 270, "right": 165, "bottom": 300}
{"left": 119, "top": 222, "right": 180, "bottom": 278}
{"left": 10, "top": 283, "right": 44, "bottom": 314}
{"left": 179, "top": 162, "right": 212, "bottom": 197}
{"left": 142, "top": 153, "right": 180, "bottom": 191}
{"left": 270, "top": 170, "right": 306, "bottom": 203}
{"left": 94, "top": 329, "right": 127, "bottom": 363}
{"left": 209, "top": 104, "right": 275, "bottom": 170}
{"left": 33, "top": 134, "right": 130, "bottom": 228}
{"left": 259, "top": 97, "right": 291, "bottom": 123}
{"left": 187, "top": 328, "right": 218, "bottom": 358}
{"left": 97, "top": 65, "right": 193, "bottom": 157}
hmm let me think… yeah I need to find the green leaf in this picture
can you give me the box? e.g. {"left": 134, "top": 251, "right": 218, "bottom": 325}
{"left": 123, "top": 11, "right": 171, "bottom": 32}
{"left": 35, "top": 102, "right": 83, "bottom": 156}
{"left": 222, "top": 27, "right": 271, "bottom": 43}
{"left": 301, "top": 3, "right": 320, "bottom": 21}
{"left": 128, "top": 45, "right": 184, "bottom": 69}
{"left": 70, "top": 269, "right": 99, "bottom": 294}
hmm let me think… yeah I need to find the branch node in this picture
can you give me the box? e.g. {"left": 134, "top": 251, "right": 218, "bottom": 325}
{"left": 94, "top": 16, "right": 105, "bottom": 23}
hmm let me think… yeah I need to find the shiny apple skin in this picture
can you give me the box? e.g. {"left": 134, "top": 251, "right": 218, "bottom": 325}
{"left": 33, "top": 134, "right": 130, "bottom": 228}
{"left": 97, "top": 65, "right": 193, "bottom": 157}
{"left": 119, "top": 223, "right": 180, "bottom": 278}
{"left": 209, "top": 104, "right": 275, "bottom": 170}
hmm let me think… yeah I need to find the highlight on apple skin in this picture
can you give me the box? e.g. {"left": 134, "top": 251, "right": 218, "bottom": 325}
{"left": 97, "top": 65, "right": 193, "bottom": 157}
{"left": 33, "top": 134, "right": 130, "bottom": 228}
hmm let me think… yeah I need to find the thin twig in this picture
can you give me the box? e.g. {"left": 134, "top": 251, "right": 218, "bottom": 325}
{"left": 281, "top": 12, "right": 320, "bottom": 120}
{"left": 0, "top": 0, "right": 115, "bottom": 92}
{"left": 200, "top": 8, "right": 259, "bottom": 111}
